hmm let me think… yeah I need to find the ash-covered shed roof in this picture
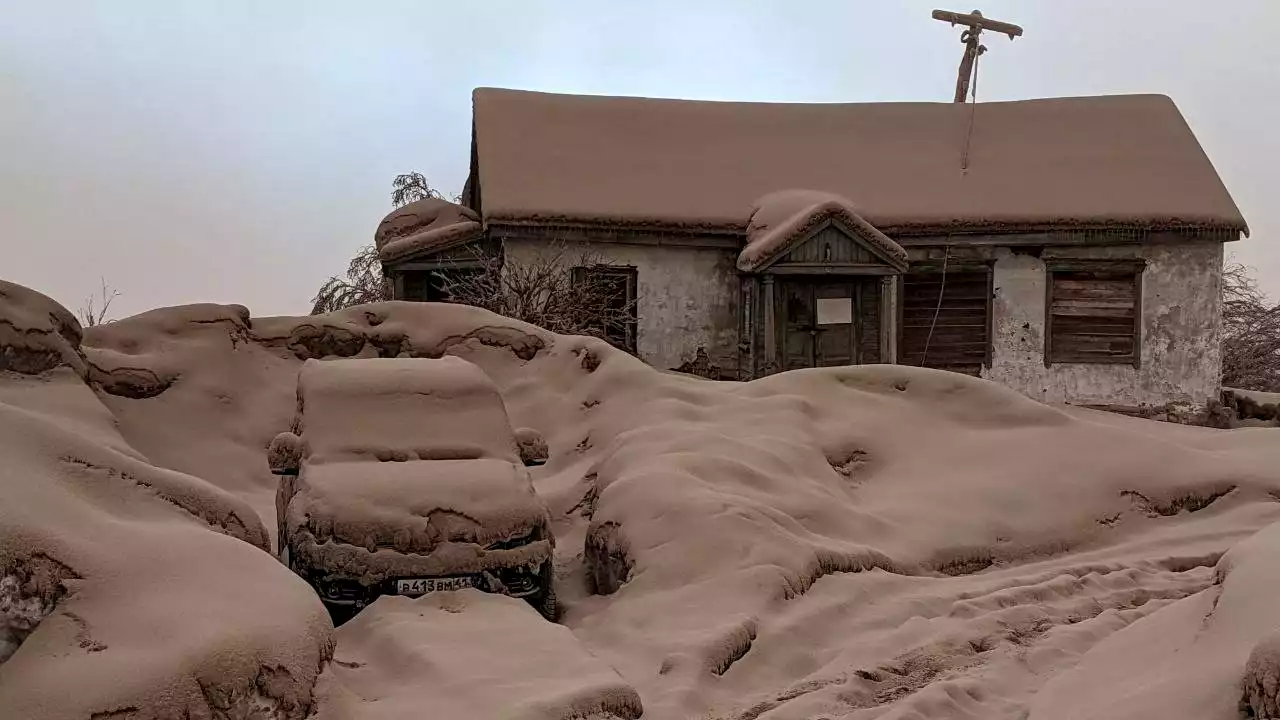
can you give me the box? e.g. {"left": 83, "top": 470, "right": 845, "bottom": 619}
{"left": 375, "top": 198, "right": 483, "bottom": 263}
{"left": 470, "top": 88, "right": 1247, "bottom": 237}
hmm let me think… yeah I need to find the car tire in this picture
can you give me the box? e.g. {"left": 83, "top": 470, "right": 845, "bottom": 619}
{"left": 529, "top": 560, "right": 558, "bottom": 622}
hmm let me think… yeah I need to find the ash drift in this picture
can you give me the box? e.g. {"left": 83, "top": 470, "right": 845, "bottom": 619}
{"left": 6, "top": 282, "right": 1280, "bottom": 720}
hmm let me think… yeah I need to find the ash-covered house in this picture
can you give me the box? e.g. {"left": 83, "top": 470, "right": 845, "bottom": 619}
{"left": 375, "top": 88, "right": 1249, "bottom": 412}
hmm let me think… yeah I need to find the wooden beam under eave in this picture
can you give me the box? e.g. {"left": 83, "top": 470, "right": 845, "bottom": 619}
{"left": 765, "top": 264, "right": 901, "bottom": 276}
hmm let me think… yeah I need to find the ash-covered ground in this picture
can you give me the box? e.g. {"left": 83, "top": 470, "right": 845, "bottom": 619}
{"left": 3, "top": 278, "right": 1280, "bottom": 720}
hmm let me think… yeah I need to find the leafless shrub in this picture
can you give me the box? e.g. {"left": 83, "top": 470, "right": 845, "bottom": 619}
{"left": 79, "top": 278, "right": 120, "bottom": 327}
{"left": 309, "top": 244, "right": 391, "bottom": 315}
{"left": 435, "top": 243, "right": 638, "bottom": 350}
{"left": 1221, "top": 261, "right": 1280, "bottom": 392}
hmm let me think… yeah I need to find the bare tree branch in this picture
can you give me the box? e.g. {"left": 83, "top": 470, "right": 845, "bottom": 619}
{"left": 79, "top": 277, "right": 121, "bottom": 327}
{"left": 1221, "top": 261, "right": 1280, "bottom": 392}
{"left": 311, "top": 173, "right": 459, "bottom": 314}
{"left": 309, "top": 244, "right": 391, "bottom": 315}
{"left": 391, "top": 172, "right": 449, "bottom": 207}
{"left": 436, "top": 242, "right": 638, "bottom": 349}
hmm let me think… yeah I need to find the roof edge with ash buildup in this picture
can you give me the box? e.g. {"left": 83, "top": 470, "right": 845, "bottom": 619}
{"left": 375, "top": 197, "right": 484, "bottom": 264}
{"left": 472, "top": 88, "right": 1249, "bottom": 238}
{"left": 739, "top": 190, "right": 908, "bottom": 272}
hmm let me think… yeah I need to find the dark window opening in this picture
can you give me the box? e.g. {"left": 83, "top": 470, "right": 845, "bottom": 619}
{"left": 572, "top": 265, "right": 638, "bottom": 353}
{"left": 1046, "top": 267, "right": 1141, "bottom": 366}
{"left": 400, "top": 268, "right": 483, "bottom": 303}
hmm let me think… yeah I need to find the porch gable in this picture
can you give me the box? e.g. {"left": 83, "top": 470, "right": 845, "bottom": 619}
{"left": 758, "top": 218, "right": 908, "bottom": 275}
{"left": 737, "top": 191, "right": 908, "bottom": 275}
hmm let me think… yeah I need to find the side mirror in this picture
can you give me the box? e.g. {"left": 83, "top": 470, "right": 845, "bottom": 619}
{"left": 268, "top": 431, "right": 302, "bottom": 476}
{"left": 514, "top": 427, "right": 548, "bottom": 467}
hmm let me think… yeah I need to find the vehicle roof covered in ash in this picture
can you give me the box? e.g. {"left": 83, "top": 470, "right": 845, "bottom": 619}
{"left": 295, "top": 357, "right": 521, "bottom": 465}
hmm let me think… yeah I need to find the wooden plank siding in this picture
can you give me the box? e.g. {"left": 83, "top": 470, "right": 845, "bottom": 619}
{"left": 898, "top": 267, "right": 992, "bottom": 376}
{"left": 1045, "top": 267, "right": 1142, "bottom": 366}
{"left": 859, "top": 281, "right": 880, "bottom": 365}
{"left": 777, "top": 223, "right": 879, "bottom": 265}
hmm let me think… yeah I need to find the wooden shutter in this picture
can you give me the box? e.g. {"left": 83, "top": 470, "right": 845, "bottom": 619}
{"left": 899, "top": 267, "right": 992, "bottom": 376}
{"left": 1046, "top": 266, "right": 1141, "bottom": 366}
{"left": 857, "top": 280, "right": 881, "bottom": 364}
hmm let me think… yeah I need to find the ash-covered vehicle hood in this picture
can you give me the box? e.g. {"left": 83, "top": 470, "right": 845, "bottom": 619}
{"left": 290, "top": 458, "right": 550, "bottom": 551}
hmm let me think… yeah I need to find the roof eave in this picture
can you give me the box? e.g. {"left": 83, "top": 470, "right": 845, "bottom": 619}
{"left": 486, "top": 213, "right": 1247, "bottom": 240}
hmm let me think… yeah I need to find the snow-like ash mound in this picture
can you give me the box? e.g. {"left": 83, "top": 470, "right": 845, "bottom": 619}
{"left": 0, "top": 280, "right": 86, "bottom": 376}
{"left": 315, "top": 591, "right": 643, "bottom": 720}
{"left": 4, "top": 282, "right": 1279, "bottom": 719}
{"left": 0, "top": 284, "right": 333, "bottom": 720}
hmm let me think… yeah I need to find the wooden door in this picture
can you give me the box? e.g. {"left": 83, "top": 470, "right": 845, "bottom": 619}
{"left": 814, "top": 283, "right": 855, "bottom": 367}
{"left": 779, "top": 279, "right": 880, "bottom": 370}
{"left": 782, "top": 282, "right": 817, "bottom": 371}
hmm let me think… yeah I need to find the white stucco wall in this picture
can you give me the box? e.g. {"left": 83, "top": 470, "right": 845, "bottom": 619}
{"left": 982, "top": 240, "right": 1224, "bottom": 409}
{"left": 502, "top": 238, "right": 740, "bottom": 374}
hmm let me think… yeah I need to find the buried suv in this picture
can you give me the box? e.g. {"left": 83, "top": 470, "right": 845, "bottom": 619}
{"left": 268, "top": 356, "right": 555, "bottom": 622}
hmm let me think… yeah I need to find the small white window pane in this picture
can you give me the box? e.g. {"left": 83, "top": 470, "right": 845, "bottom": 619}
{"left": 816, "top": 297, "right": 852, "bottom": 325}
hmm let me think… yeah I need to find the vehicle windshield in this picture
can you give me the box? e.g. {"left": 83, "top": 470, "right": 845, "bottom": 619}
{"left": 297, "top": 357, "right": 521, "bottom": 464}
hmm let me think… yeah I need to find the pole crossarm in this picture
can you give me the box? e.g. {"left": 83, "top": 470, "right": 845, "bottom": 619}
{"left": 931, "top": 9, "right": 1022, "bottom": 40}
{"left": 931, "top": 9, "right": 1022, "bottom": 103}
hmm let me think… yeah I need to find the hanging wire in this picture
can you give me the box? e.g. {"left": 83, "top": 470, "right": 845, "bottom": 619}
{"left": 959, "top": 37, "right": 983, "bottom": 170}
{"left": 923, "top": 35, "right": 983, "bottom": 365}
{"left": 920, "top": 244, "right": 951, "bottom": 367}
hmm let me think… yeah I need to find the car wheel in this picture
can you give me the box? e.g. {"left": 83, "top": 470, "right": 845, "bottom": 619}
{"left": 529, "top": 560, "right": 558, "bottom": 622}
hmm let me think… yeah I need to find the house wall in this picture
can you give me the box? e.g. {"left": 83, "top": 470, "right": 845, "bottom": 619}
{"left": 903, "top": 235, "right": 1225, "bottom": 410}
{"left": 496, "top": 225, "right": 1225, "bottom": 408}
{"left": 500, "top": 236, "right": 740, "bottom": 375}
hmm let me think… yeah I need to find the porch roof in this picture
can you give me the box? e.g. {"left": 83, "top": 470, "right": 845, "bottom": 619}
{"left": 738, "top": 190, "right": 908, "bottom": 273}
{"left": 375, "top": 198, "right": 483, "bottom": 264}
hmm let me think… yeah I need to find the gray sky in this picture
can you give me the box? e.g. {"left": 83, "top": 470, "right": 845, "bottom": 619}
{"left": 3, "top": 1, "right": 1277, "bottom": 320}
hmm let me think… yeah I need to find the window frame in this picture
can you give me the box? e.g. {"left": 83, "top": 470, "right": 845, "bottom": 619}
{"left": 572, "top": 264, "right": 639, "bottom": 354}
{"left": 895, "top": 262, "right": 995, "bottom": 376}
{"left": 398, "top": 266, "right": 484, "bottom": 302}
{"left": 1044, "top": 259, "right": 1145, "bottom": 368}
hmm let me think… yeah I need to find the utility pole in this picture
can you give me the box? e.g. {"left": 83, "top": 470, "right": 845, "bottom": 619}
{"left": 931, "top": 9, "right": 1022, "bottom": 103}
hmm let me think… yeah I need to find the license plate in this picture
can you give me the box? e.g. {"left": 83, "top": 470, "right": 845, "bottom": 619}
{"left": 395, "top": 576, "right": 477, "bottom": 596}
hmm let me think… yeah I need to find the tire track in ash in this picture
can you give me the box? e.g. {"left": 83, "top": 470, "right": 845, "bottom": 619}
{"left": 711, "top": 555, "right": 1219, "bottom": 720}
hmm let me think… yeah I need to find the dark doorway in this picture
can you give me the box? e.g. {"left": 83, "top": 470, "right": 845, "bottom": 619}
{"left": 778, "top": 278, "right": 881, "bottom": 371}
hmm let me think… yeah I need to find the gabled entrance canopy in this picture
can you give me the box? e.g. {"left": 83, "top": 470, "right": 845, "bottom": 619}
{"left": 738, "top": 191, "right": 907, "bottom": 377}
{"left": 737, "top": 190, "right": 908, "bottom": 274}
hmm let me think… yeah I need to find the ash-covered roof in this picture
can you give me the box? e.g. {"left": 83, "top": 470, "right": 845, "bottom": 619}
{"left": 374, "top": 198, "right": 483, "bottom": 263}
{"left": 471, "top": 88, "right": 1248, "bottom": 236}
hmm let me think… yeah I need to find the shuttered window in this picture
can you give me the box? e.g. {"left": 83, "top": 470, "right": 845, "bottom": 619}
{"left": 899, "top": 267, "right": 992, "bottom": 376}
{"left": 1045, "top": 264, "right": 1143, "bottom": 366}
